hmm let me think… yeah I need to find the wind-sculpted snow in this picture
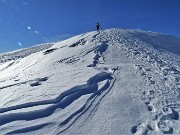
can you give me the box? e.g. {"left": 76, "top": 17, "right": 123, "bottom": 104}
{"left": 0, "top": 72, "right": 113, "bottom": 127}
{"left": 6, "top": 123, "right": 51, "bottom": 135}
{"left": 0, "top": 28, "right": 180, "bottom": 135}
{"left": 58, "top": 74, "right": 115, "bottom": 134}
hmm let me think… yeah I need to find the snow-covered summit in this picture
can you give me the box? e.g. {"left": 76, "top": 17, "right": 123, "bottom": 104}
{"left": 0, "top": 28, "right": 180, "bottom": 135}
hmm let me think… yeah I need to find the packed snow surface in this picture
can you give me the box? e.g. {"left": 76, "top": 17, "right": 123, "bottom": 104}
{"left": 0, "top": 28, "right": 180, "bottom": 135}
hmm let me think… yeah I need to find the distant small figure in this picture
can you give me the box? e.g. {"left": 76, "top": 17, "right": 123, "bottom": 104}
{"left": 96, "top": 22, "right": 100, "bottom": 30}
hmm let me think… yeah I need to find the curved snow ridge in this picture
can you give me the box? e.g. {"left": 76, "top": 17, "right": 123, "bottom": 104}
{"left": 0, "top": 72, "right": 113, "bottom": 127}
{"left": 57, "top": 73, "right": 116, "bottom": 134}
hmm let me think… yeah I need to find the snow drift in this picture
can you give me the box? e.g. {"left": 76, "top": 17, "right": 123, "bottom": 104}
{"left": 0, "top": 28, "right": 180, "bottom": 135}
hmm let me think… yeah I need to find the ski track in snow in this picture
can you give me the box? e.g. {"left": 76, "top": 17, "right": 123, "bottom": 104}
{"left": 0, "top": 29, "right": 180, "bottom": 134}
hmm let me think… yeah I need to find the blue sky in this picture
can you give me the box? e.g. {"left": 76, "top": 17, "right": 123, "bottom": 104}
{"left": 0, "top": 0, "right": 180, "bottom": 53}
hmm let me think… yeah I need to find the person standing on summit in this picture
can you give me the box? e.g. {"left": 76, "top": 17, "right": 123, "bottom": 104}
{"left": 96, "top": 22, "right": 100, "bottom": 30}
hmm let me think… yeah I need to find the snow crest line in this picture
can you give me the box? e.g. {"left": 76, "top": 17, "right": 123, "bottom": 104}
{"left": 0, "top": 72, "right": 113, "bottom": 126}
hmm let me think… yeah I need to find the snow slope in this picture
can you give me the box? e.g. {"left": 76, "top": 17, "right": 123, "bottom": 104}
{"left": 0, "top": 43, "right": 53, "bottom": 63}
{"left": 0, "top": 28, "right": 180, "bottom": 135}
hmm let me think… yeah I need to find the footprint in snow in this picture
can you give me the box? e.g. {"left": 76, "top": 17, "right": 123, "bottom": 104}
{"left": 157, "top": 120, "right": 173, "bottom": 134}
{"left": 145, "top": 102, "right": 155, "bottom": 112}
{"left": 161, "top": 107, "right": 179, "bottom": 120}
{"left": 131, "top": 123, "right": 153, "bottom": 134}
{"left": 155, "top": 107, "right": 179, "bottom": 134}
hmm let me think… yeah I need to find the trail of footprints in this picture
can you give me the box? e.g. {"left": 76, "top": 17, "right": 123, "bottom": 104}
{"left": 94, "top": 31, "right": 180, "bottom": 134}
{"left": 133, "top": 62, "right": 180, "bottom": 134}
{"left": 93, "top": 31, "right": 180, "bottom": 134}
{"left": 131, "top": 123, "right": 153, "bottom": 135}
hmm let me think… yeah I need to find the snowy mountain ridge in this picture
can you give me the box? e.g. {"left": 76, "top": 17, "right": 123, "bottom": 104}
{"left": 0, "top": 28, "right": 180, "bottom": 135}
{"left": 0, "top": 43, "right": 54, "bottom": 63}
